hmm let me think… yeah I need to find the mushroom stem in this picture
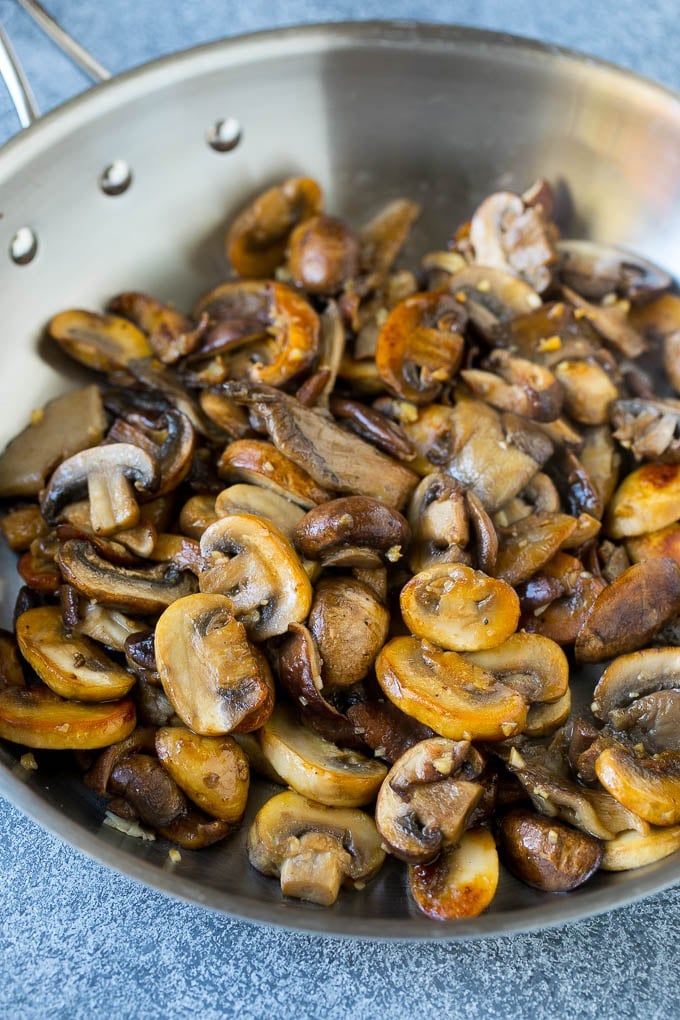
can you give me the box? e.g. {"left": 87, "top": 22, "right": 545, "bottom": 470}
{"left": 279, "top": 832, "right": 351, "bottom": 906}
{"left": 88, "top": 468, "right": 141, "bottom": 534}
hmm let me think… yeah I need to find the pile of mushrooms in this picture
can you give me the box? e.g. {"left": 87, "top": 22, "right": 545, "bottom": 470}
{"left": 1, "top": 175, "right": 680, "bottom": 919}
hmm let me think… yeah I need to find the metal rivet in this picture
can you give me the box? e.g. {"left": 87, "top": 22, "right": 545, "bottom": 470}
{"left": 10, "top": 226, "right": 38, "bottom": 265}
{"left": 207, "top": 117, "right": 242, "bottom": 152}
{"left": 99, "top": 160, "right": 133, "bottom": 196}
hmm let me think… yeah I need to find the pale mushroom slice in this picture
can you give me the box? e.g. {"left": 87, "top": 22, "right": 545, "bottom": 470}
{"left": 308, "top": 577, "right": 390, "bottom": 688}
{"left": 155, "top": 593, "right": 274, "bottom": 736}
{"left": 400, "top": 563, "right": 520, "bottom": 652}
{"left": 375, "top": 737, "right": 484, "bottom": 863}
{"left": 461, "top": 352, "right": 563, "bottom": 423}
{"left": 575, "top": 558, "right": 680, "bottom": 662}
{"left": 0, "top": 385, "right": 107, "bottom": 499}
{"left": 40, "top": 443, "right": 159, "bottom": 536}
{"left": 469, "top": 190, "right": 557, "bottom": 293}
{"left": 407, "top": 473, "right": 470, "bottom": 572}
{"left": 497, "top": 809, "right": 602, "bottom": 892}
{"left": 592, "top": 647, "right": 680, "bottom": 722}
{"left": 258, "top": 703, "right": 387, "bottom": 808}
{"left": 376, "top": 636, "right": 527, "bottom": 742}
{"left": 0, "top": 685, "right": 136, "bottom": 750}
{"left": 595, "top": 745, "right": 680, "bottom": 826}
{"left": 607, "top": 465, "right": 680, "bottom": 542}
{"left": 462, "top": 632, "right": 569, "bottom": 705}
{"left": 155, "top": 727, "right": 250, "bottom": 823}
{"left": 57, "top": 539, "right": 197, "bottom": 614}
{"left": 198, "top": 514, "right": 312, "bottom": 641}
{"left": 601, "top": 825, "right": 680, "bottom": 871}
{"left": 247, "top": 789, "right": 385, "bottom": 906}
{"left": 553, "top": 358, "right": 620, "bottom": 426}
{"left": 15, "top": 606, "right": 135, "bottom": 702}
{"left": 409, "top": 828, "right": 500, "bottom": 920}
{"left": 214, "top": 484, "right": 305, "bottom": 539}
{"left": 48, "top": 309, "right": 153, "bottom": 372}
{"left": 446, "top": 266, "right": 543, "bottom": 340}
{"left": 523, "top": 689, "right": 572, "bottom": 738}
{"left": 556, "top": 239, "right": 672, "bottom": 304}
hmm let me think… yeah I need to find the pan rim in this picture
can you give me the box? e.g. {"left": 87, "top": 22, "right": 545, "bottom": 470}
{"left": 1, "top": 18, "right": 679, "bottom": 940}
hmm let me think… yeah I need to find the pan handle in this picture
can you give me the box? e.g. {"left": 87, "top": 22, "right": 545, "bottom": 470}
{"left": 1, "top": 0, "right": 111, "bottom": 129}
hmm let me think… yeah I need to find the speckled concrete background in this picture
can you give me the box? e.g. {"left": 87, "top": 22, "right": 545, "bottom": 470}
{"left": 1, "top": 1, "right": 679, "bottom": 1017}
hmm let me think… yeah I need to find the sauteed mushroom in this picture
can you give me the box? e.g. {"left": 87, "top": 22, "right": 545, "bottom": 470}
{"left": 497, "top": 809, "right": 602, "bottom": 892}
{"left": 409, "top": 827, "right": 499, "bottom": 920}
{"left": 308, "top": 577, "right": 389, "bottom": 688}
{"left": 288, "top": 214, "right": 360, "bottom": 294}
{"left": 48, "top": 310, "right": 153, "bottom": 372}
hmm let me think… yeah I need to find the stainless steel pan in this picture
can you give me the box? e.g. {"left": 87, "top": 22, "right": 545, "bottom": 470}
{"left": 1, "top": 5, "right": 680, "bottom": 939}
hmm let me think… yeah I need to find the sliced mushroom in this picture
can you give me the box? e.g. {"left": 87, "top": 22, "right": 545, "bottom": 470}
{"left": 553, "top": 358, "right": 619, "bottom": 425}
{"left": 155, "top": 727, "right": 250, "bottom": 823}
{"left": 407, "top": 473, "right": 470, "bottom": 571}
{"left": 155, "top": 593, "right": 273, "bottom": 735}
{"left": 400, "top": 563, "right": 520, "bottom": 652}
{"left": 345, "top": 700, "right": 435, "bottom": 764}
{"left": 557, "top": 240, "right": 672, "bottom": 304}
{"left": 579, "top": 424, "right": 621, "bottom": 507}
{"left": 524, "top": 688, "right": 572, "bottom": 738}
{"left": 107, "top": 408, "right": 195, "bottom": 497}
{"left": 108, "top": 753, "right": 188, "bottom": 828}
{"left": 0, "top": 506, "right": 48, "bottom": 552}
{"left": 494, "top": 513, "right": 578, "bottom": 586}
{"left": 287, "top": 214, "right": 360, "bottom": 294}
{"left": 308, "top": 576, "right": 390, "bottom": 688}
{"left": 601, "top": 824, "right": 680, "bottom": 871}
{"left": 609, "top": 691, "right": 680, "bottom": 754}
{"left": 259, "top": 704, "right": 387, "bottom": 808}
{"left": 461, "top": 350, "right": 563, "bottom": 423}
{"left": 198, "top": 390, "right": 251, "bottom": 439}
{"left": 595, "top": 745, "right": 680, "bottom": 826}
{"left": 575, "top": 558, "right": 680, "bottom": 661}
{"left": 157, "top": 810, "right": 231, "bottom": 850}
{"left": 218, "top": 439, "right": 331, "bottom": 509}
{"left": 561, "top": 286, "right": 644, "bottom": 358}
{"left": 199, "top": 514, "right": 312, "bottom": 641}
{"left": 15, "top": 606, "right": 135, "bottom": 702}
{"left": 376, "top": 636, "right": 527, "bottom": 742}
{"left": 447, "top": 266, "right": 542, "bottom": 340}
{"left": 409, "top": 827, "right": 499, "bottom": 920}
{"left": 606, "top": 462, "right": 680, "bottom": 538}
{"left": 0, "top": 630, "right": 26, "bottom": 689}
{"left": 57, "top": 539, "right": 197, "bottom": 614}
{"left": 626, "top": 523, "right": 680, "bottom": 567}
{"left": 247, "top": 789, "right": 385, "bottom": 906}
{"left": 178, "top": 494, "right": 219, "bottom": 539}
{"left": 108, "top": 291, "right": 202, "bottom": 365}
{"left": 48, "top": 310, "right": 153, "bottom": 371}
{"left": 0, "top": 685, "right": 135, "bottom": 750}
{"left": 17, "top": 545, "right": 61, "bottom": 593}
{"left": 610, "top": 397, "right": 680, "bottom": 463}
{"left": 193, "top": 280, "right": 319, "bottom": 387}
{"left": 592, "top": 648, "right": 680, "bottom": 722}
{"left": 469, "top": 190, "right": 557, "bottom": 293}
{"left": 462, "top": 631, "right": 569, "bottom": 705}
{"left": 293, "top": 496, "right": 409, "bottom": 567}
{"left": 375, "top": 291, "right": 466, "bottom": 403}
{"left": 0, "top": 386, "right": 107, "bottom": 499}
{"left": 226, "top": 176, "right": 322, "bottom": 278}
{"left": 214, "top": 483, "right": 304, "bottom": 540}
{"left": 497, "top": 809, "right": 602, "bottom": 892}
{"left": 520, "top": 551, "right": 606, "bottom": 645}
{"left": 40, "top": 443, "right": 159, "bottom": 536}
{"left": 329, "top": 397, "right": 415, "bottom": 461}
{"left": 223, "top": 382, "right": 418, "bottom": 509}
{"left": 374, "top": 737, "right": 484, "bottom": 863}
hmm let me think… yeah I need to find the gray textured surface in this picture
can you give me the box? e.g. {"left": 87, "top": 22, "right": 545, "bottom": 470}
{"left": 1, "top": 1, "right": 680, "bottom": 1017}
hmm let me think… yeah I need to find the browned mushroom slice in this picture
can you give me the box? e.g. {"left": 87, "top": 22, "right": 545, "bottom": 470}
{"left": 223, "top": 383, "right": 418, "bottom": 509}
{"left": 214, "top": 484, "right": 305, "bottom": 540}
{"left": 247, "top": 790, "right": 385, "bottom": 906}
{"left": 626, "top": 523, "right": 680, "bottom": 568}
{"left": 226, "top": 176, "right": 322, "bottom": 278}
{"left": 521, "top": 551, "right": 605, "bottom": 645}
{"left": 552, "top": 359, "right": 619, "bottom": 426}
{"left": 329, "top": 398, "right": 414, "bottom": 461}
{"left": 108, "top": 291, "right": 203, "bottom": 365}
{"left": 595, "top": 745, "right": 680, "bottom": 826}
{"left": 287, "top": 214, "right": 360, "bottom": 294}
{"left": 106, "top": 408, "right": 195, "bottom": 497}
{"left": 198, "top": 390, "right": 251, "bottom": 440}
{"left": 469, "top": 190, "right": 557, "bottom": 292}
{"left": 375, "top": 737, "right": 484, "bottom": 863}
{"left": 69, "top": 601, "right": 144, "bottom": 653}
{"left": 497, "top": 809, "right": 602, "bottom": 892}
{"left": 556, "top": 240, "right": 672, "bottom": 304}
{"left": 48, "top": 310, "right": 153, "bottom": 371}
{"left": 523, "top": 689, "right": 572, "bottom": 738}
{"left": 376, "top": 636, "right": 527, "bottom": 741}
{"left": 601, "top": 825, "right": 680, "bottom": 870}
{"left": 15, "top": 606, "right": 135, "bottom": 702}
{"left": 41, "top": 443, "right": 159, "bottom": 536}
{"left": 610, "top": 397, "right": 680, "bottom": 463}
{"left": 178, "top": 494, "right": 219, "bottom": 539}
{"left": 293, "top": 496, "right": 409, "bottom": 567}
{"left": 346, "top": 700, "right": 435, "bottom": 764}
{"left": 401, "top": 564, "right": 520, "bottom": 652}
{"left": 199, "top": 514, "right": 312, "bottom": 641}
{"left": 575, "top": 558, "right": 680, "bottom": 662}
{"left": 561, "top": 286, "right": 644, "bottom": 357}
{"left": 107, "top": 753, "right": 189, "bottom": 828}
{"left": 193, "top": 280, "right": 319, "bottom": 387}
{"left": 447, "top": 266, "right": 542, "bottom": 339}
{"left": 58, "top": 538, "right": 197, "bottom": 613}
{"left": 358, "top": 199, "right": 421, "bottom": 278}
{"left": 606, "top": 462, "right": 680, "bottom": 538}
{"left": 494, "top": 513, "right": 578, "bottom": 586}
{"left": 0, "top": 685, "right": 136, "bottom": 750}
{"left": 148, "top": 534, "right": 202, "bottom": 575}
{"left": 0, "top": 630, "right": 26, "bottom": 689}
{"left": 374, "top": 291, "right": 466, "bottom": 404}
{"left": 308, "top": 577, "right": 390, "bottom": 688}
{"left": 591, "top": 647, "right": 680, "bottom": 721}
{"left": 609, "top": 691, "right": 680, "bottom": 754}
{"left": 218, "top": 439, "right": 331, "bottom": 509}
{"left": 157, "top": 811, "right": 231, "bottom": 850}
{"left": 155, "top": 727, "right": 250, "bottom": 823}
{"left": 155, "top": 593, "right": 273, "bottom": 735}
{"left": 546, "top": 446, "right": 605, "bottom": 521}
{"left": 462, "top": 631, "right": 569, "bottom": 705}
{"left": 259, "top": 704, "right": 387, "bottom": 808}
{"left": 0, "top": 506, "right": 48, "bottom": 552}
{"left": 0, "top": 386, "right": 107, "bottom": 499}
{"left": 579, "top": 424, "right": 621, "bottom": 507}
{"left": 407, "top": 473, "right": 470, "bottom": 572}
{"left": 461, "top": 350, "right": 563, "bottom": 423}
{"left": 409, "top": 827, "right": 500, "bottom": 920}
{"left": 506, "top": 746, "right": 646, "bottom": 840}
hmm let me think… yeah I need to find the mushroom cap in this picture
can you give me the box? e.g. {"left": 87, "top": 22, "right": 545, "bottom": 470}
{"left": 155, "top": 727, "right": 250, "bottom": 823}
{"left": 293, "top": 496, "right": 410, "bottom": 563}
{"left": 601, "top": 824, "right": 680, "bottom": 871}
{"left": 308, "top": 577, "right": 390, "bottom": 688}
{"left": 199, "top": 513, "right": 312, "bottom": 641}
{"left": 592, "top": 647, "right": 680, "bottom": 721}
{"left": 497, "top": 809, "right": 602, "bottom": 892}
